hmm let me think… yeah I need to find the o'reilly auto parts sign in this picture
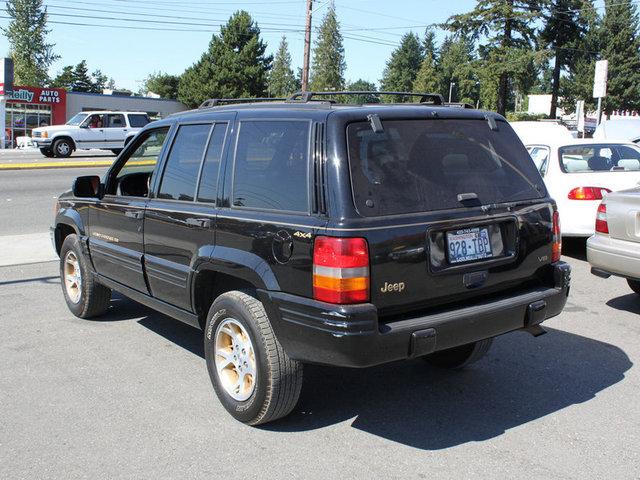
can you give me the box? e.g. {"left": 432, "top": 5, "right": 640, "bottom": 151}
{"left": 7, "top": 88, "right": 35, "bottom": 102}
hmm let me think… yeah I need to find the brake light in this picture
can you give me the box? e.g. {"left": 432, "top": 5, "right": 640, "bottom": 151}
{"left": 595, "top": 203, "right": 609, "bottom": 234}
{"left": 313, "top": 236, "right": 369, "bottom": 304}
{"left": 568, "top": 186, "right": 611, "bottom": 200}
{"left": 552, "top": 210, "right": 562, "bottom": 262}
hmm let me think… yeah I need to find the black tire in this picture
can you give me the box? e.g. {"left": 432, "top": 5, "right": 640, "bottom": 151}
{"left": 628, "top": 279, "right": 640, "bottom": 295}
{"left": 111, "top": 149, "right": 123, "bottom": 156}
{"left": 40, "top": 148, "right": 55, "bottom": 158}
{"left": 423, "top": 338, "right": 493, "bottom": 369}
{"left": 59, "top": 234, "right": 111, "bottom": 318}
{"left": 53, "top": 138, "right": 73, "bottom": 158}
{"left": 204, "top": 290, "right": 303, "bottom": 425}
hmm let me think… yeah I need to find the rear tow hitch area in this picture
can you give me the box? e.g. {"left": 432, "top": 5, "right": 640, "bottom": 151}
{"left": 522, "top": 300, "right": 548, "bottom": 337}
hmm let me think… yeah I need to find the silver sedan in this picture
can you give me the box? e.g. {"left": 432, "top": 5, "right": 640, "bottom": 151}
{"left": 587, "top": 186, "right": 640, "bottom": 295}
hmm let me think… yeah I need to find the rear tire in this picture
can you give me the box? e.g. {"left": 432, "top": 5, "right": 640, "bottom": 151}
{"left": 40, "top": 148, "right": 54, "bottom": 158}
{"left": 53, "top": 138, "right": 73, "bottom": 158}
{"left": 423, "top": 338, "right": 493, "bottom": 369}
{"left": 204, "top": 290, "right": 303, "bottom": 425}
{"left": 60, "top": 234, "right": 112, "bottom": 318}
{"left": 628, "top": 279, "right": 640, "bottom": 295}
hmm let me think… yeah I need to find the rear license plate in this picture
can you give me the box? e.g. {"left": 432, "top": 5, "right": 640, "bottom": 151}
{"left": 446, "top": 227, "right": 493, "bottom": 264}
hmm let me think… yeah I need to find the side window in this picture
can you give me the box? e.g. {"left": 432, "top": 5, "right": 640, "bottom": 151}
{"left": 232, "top": 121, "right": 309, "bottom": 212}
{"left": 197, "top": 123, "right": 228, "bottom": 203}
{"left": 128, "top": 114, "right": 150, "bottom": 128}
{"left": 106, "top": 114, "right": 126, "bottom": 128}
{"left": 529, "top": 146, "right": 550, "bottom": 177}
{"left": 112, "top": 127, "right": 170, "bottom": 196}
{"left": 158, "top": 124, "right": 211, "bottom": 201}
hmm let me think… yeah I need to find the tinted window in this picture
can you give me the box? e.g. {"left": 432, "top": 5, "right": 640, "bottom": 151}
{"left": 559, "top": 144, "right": 640, "bottom": 173}
{"left": 197, "top": 123, "right": 227, "bottom": 203}
{"left": 106, "top": 114, "right": 125, "bottom": 128}
{"left": 233, "top": 121, "right": 309, "bottom": 212}
{"left": 348, "top": 119, "right": 545, "bottom": 216}
{"left": 128, "top": 114, "right": 150, "bottom": 128}
{"left": 527, "top": 146, "right": 550, "bottom": 177}
{"left": 159, "top": 124, "right": 211, "bottom": 201}
{"left": 112, "top": 127, "right": 169, "bottom": 196}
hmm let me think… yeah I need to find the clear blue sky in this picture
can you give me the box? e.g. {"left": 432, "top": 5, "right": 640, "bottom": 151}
{"left": 0, "top": 0, "right": 606, "bottom": 92}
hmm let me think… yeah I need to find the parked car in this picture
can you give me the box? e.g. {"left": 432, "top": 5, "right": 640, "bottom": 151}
{"left": 52, "top": 92, "right": 570, "bottom": 425}
{"left": 593, "top": 118, "right": 640, "bottom": 144}
{"left": 587, "top": 187, "right": 640, "bottom": 295}
{"left": 32, "top": 111, "right": 151, "bottom": 158}
{"left": 524, "top": 139, "right": 640, "bottom": 236}
{"left": 510, "top": 120, "right": 574, "bottom": 145}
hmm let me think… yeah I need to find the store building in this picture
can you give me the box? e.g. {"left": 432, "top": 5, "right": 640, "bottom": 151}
{"left": 1, "top": 84, "right": 186, "bottom": 148}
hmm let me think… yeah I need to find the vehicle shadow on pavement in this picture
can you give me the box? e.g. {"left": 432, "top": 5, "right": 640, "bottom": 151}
{"left": 606, "top": 294, "right": 640, "bottom": 315}
{"left": 267, "top": 329, "right": 631, "bottom": 449}
{"left": 121, "top": 297, "right": 631, "bottom": 450}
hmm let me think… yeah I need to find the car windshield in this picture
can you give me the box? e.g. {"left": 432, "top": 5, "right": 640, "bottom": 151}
{"left": 347, "top": 119, "right": 545, "bottom": 216}
{"left": 559, "top": 144, "right": 640, "bottom": 173}
{"left": 66, "top": 113, "right": 89, "bottom": 126}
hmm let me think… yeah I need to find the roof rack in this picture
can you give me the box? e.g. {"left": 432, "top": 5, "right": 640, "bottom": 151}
{"left": 198, "top": 97, "right": 286, "bottom": 109}
{"left": 287, "top": 91, "right": 445, "bottom": 105}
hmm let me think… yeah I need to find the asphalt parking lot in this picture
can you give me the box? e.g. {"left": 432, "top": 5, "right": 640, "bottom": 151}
{"left": 1, "top": 239, "right": 639, "bottom": 479}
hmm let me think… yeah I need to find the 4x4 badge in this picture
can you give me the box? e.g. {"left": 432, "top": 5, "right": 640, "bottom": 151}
{"left": 293, "top": 231, "right": 312, "bottom": 239}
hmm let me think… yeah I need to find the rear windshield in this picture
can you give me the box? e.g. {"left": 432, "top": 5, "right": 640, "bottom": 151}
{"left": 559, "top": 144, "right": 640, "bottom": 173}
{"left": 347, "top": 119, "right": 545, "bottom": 216}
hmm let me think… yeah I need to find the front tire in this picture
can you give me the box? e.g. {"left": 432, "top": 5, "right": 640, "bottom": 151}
{"left": 53, "top": 138, "right": 73, "bottom": 158}
{"left": 40, "top": 148, "right": 55, "bottom": 158}
{"left": 60, "top": 234, "right": 111, "bottom": 318}
{"left": 628, "top": 279, "right": 640, "bottom": 295}
{"left": 423, "top": 338, "right": 493, "bottom": 369}
{"left": 204, "top": 291, "right": 303, "bottom": 425}
{"left": 111, "top": 149, "right": 123, "bottom": 156}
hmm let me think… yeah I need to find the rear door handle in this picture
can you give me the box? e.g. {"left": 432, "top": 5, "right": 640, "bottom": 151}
{"left": 125, "top": 210, "right": 144, "bottom": 219}
{"left": 186, "top": 217, "right": 211, "bottom": 228}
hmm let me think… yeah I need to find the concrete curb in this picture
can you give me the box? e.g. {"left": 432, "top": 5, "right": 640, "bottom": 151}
{"left": 0, "top": 159, "right": 155, "bottom": 171}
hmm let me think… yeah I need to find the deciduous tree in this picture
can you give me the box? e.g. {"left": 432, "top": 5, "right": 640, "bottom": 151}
{"left": 2, "top": 0, "right": 58, "bottom": 85}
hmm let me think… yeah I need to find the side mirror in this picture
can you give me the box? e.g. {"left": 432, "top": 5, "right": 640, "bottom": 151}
{"left": 79, "top": 124, "right": 89, "bottom": 129}
{"left": 72, "top": 175, "right": 102, "bottom": 198}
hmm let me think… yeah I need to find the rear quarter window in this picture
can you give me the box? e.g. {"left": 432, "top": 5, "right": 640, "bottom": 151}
{"left": 347, "top": 119, "right": 545, "bottom": 216}
{"left": 128, "top": 114, "right": 150, "bottom": 128}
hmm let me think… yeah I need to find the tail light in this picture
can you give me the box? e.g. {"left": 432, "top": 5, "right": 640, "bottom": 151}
{"left": 595, "top": 203, "right": 609, "bottom": 234}
{"left": 568, "top": 186, "right": 611, "bottom": 200}
{"left": 313, "top": 236, "right": 369, "bottom": 304}
{"left": 552, "top": 210, "right": 562, "bottom": 262}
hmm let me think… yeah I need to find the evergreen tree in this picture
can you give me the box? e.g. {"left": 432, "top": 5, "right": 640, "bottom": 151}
{"left": 92, "top": 69, "right": 108, "bottom": 92}
{"left": 600, "top": 0, "right": 640, "bottom": 114}
{"left": 413, "top": 28, "right": 439, "bottom": 94}
{"left": 540, "top": 0, "right": 584, "bottom": 117}
{"left": 142, "top": 72, "right": 180, "bottom": 99}
{"left": 310, "top": 5, "right": 346, "bottom": 91}
{"left": 178, "top": 11, "right": 271, "bottom": 108}
{"left": 51, "top": 65, "right": 75, "bottom": 90}
{"left": 559, "top": 0, "right": 600, "bottom": 111}
{"left": 435, "top": 35, "right": 477, "bottom": 103}
{"left": 380, "top": 32, "right": 423, "bottom": 102}
{"left": 71, "top": 60, "right": 94, "bottom": 92}
{"left": 2, "top": 0, "right": 58, "bottom": 85}
{"left": 345, "top": 79, "right": 379, "bottom": 103}
{"left": 268, "top": 36, "right": 298, "bottom": 97}
{"left": 445, "top": 0, "right": 542, "bottom": 114}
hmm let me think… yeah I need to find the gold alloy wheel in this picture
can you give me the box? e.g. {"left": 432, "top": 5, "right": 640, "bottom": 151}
{"left": 214, "top": 318, "right": 257, "bottom": 401}
{"left": 63, "top": 251, "right": 82, "bottom": 304}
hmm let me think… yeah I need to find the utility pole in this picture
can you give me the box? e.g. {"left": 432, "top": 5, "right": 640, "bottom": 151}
{"left": 302, "top": 0, "right": 313, "bottom": 92}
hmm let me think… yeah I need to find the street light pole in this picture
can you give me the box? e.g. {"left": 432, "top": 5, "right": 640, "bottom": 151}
{"left": 449, "top": 81, "right": 456, "bottom": 103}
{"left": 301, "top": 0, "right": 313, "bottom": 92}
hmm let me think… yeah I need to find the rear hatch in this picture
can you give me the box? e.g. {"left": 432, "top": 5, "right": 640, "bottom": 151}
{"left": 346, "top": 117, "right": 556, "bottom": 317}
{"left": 606, "top": 187, "right": 640, "bottom": 243}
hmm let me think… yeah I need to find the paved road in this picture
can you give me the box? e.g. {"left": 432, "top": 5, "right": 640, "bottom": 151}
{"left": 0, "top": 167, "right": 108, "bottom": 235}
{"left": 0, "top": 242, "right": 639, "bottom": 479}
{"left": 0, "top": 148, "right": 115, "bottom": 166}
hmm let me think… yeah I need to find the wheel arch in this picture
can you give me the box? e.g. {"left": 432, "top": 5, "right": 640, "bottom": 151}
{"left": 54, "top": 210, "right": 85, "bottom": 255}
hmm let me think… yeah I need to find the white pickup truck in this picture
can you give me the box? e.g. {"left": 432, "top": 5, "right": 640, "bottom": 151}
{"left": 32, "top": 111, "right": 151, "bottom": 158}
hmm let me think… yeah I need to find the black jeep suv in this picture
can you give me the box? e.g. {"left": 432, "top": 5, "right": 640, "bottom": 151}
{"left": 52, "top": 92, "right": 570, "bottom": 425}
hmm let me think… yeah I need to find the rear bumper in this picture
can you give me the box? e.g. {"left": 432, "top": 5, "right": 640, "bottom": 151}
{"left": 587, "top": 234, "right": 640, "bottom": 281}
{"left": 259, "top": 262, "right": 571, "bottom": 368}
